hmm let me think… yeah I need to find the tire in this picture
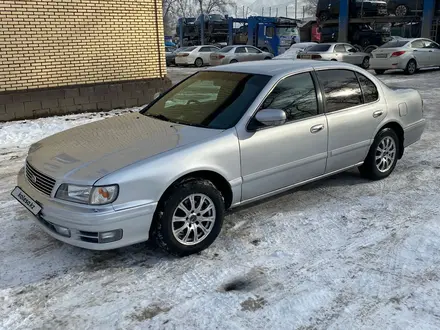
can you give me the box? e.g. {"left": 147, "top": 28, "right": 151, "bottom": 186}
{"left": 331, "top": 59, "right": 337, "bottom": 61}
{"left": 359, "top": 128, "right": 399, "bottom": 180}
{"left": 360, "top": 38, "right": 371, "bottom": 48}
{"left": 194, "top": 57, "right": 203, "bottom": 67}
{"left": 361, "top": 56, "right": 370, "bottom": 69}
{"left": 230, "top": 59, "right": 238, "bottom": 63}
{"left": 152, "top": 179, "right": 225, "bottom": 257}
{"left": 375, "top": 69, "right": 386, "bottom": 75}
{"left": 395, "top": 4, "right": 408, "bottom": 16}
{"left": 264, "top": 57, "right": 272, "bottom": 60}
{"left": 356, "top": 9, "right": 366, "bottom": 18}
{"left": 319, "top": 11, "right": 329, "bottom": 21}
{"left": 404, "top": 59, "right": 417, "bottom": 75}
{"left": 364, "top": 45, "right": 378, "bottom": 54}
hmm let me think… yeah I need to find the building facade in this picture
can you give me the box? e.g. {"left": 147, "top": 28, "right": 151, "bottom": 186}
{"left": 0, "top": 0, "right": 171, "bottom": 121}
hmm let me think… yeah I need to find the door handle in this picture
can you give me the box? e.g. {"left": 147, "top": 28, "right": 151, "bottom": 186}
{"left": 310, "top": 124, "right": 324, "bottom": 133}
{"left": 373, "top": 110, "right": 384, "bottom": 118}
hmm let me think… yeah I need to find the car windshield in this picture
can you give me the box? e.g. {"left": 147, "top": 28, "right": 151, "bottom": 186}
{"left": 219, "top": 46, "right": 234, "bottom": 53}
{"left": 277, "top": 27, "right": 299, "bottom": 37}
{"left": 141, "top": 71, "right": 271, "bottom": 129}
{"left": 307, "top": 44, "right": 331, "bottom": 51}
{"left": 380, "top": 40, "right": 409, "bottom": 48}
{"left": 209, "top": 14, "right": 223, "bottom": 20}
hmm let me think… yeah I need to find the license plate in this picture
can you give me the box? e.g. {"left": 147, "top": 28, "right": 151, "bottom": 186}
{"left": 11, "top": 186, "right": 42, "bottom": 215}
{"left": 376, "top": 54, "right": 387, "bottom": 58}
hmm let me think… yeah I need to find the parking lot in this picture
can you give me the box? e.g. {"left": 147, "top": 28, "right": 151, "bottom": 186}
{"left": 2, "top": 67, "right": 440, "bottom": 329}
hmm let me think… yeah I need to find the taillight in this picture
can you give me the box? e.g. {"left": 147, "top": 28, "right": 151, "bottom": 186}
{"left": 181, "top": 53, "right": 189, "bottom": 57}
{"left": 391, "top": 51, "right": 405, "bottom": 57}
{"left": 311, "top": 54, "right": 322, "bottom": 59}
{"left": 218, "top": 55, "right": 225, "bottom": 59}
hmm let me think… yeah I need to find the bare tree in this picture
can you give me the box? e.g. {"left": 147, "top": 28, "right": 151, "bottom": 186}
{"left": 303, "top": 0, "right": 319, "bottom": 16}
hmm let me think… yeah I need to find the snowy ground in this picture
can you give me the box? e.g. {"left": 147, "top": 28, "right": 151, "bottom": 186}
{"left": 2, "top": 68, "right": 440, "bottom": 329}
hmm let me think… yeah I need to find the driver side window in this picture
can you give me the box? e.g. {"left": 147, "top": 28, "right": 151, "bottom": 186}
{"left": 261, "top": 72, "right": 319, "bottom": 122}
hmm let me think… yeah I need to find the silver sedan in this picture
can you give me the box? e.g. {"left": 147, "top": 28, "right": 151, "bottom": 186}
{"left": 370, "top": 38, "right": 440, "bottom": 75}
{"left": 297, "top": 43, "right": 371, "bottom": 69}
{"left": 209, "top": 45, "right": 273, "bottom": 65}
{"left": 12, "top": 61, "right": 425, "bottom": 256}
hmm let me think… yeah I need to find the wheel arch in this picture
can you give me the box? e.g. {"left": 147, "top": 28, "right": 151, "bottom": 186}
{"left": 158, "top": 170, "right": 234, "bottom": 210}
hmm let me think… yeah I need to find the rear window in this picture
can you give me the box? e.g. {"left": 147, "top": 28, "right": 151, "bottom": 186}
{"left": 184, "top": 46, "right": 197, "bottom": 52}
{"left": 219, "top": 46, "right": 234, "bottom": 53}
{"left": 307, "top": 44, "right": 331, "bottom": 51}
{"left": 380, "top": 40, "right": 409, "bottom": 48}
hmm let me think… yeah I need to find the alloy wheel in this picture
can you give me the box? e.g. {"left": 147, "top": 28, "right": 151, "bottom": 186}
{"left": 375, "top": 136, "right": 396, "bottom": 173}
{"left": 395, "top": 5, "right": 407, "bottom": 16}
{"left": 171, "top": 193, "right": 216, "bottom": 246}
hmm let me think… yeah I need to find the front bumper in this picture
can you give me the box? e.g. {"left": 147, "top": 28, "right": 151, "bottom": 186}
{"left": 17, "top": 168, "right": 157, "bottom": 250}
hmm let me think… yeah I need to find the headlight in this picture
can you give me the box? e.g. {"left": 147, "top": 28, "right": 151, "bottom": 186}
{"left": 56, "top": 184, "right": 118, "bottom": 205}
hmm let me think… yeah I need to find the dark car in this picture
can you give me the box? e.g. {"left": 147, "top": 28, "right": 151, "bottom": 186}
{"left": 165, "top": 47, "right": 184, "bottom": 66}
{"left": 320, "top": 24, "right": 391, "bottom": 49}
{"left": 387, "top": 0, "right": 440, "bottom": 16}
{"left": 317, "top": 0, "right": 388, "bottom": 21}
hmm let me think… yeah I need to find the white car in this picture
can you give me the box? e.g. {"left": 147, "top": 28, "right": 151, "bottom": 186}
{"left": 370, "top": 38, "right": 440, "bottom": 75}
{"left": 175, "top": 45, "right": 220, "bottom": 67}
{"left": 272, "top": 42, "right": 318, "bottom": 60}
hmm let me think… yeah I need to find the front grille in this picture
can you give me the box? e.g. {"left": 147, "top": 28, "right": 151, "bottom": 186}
{"left": 79, "top": 230, "right": 99, "bottom": 243}
{"left": 26, "top": 162, "right": 56, "bottom": 196}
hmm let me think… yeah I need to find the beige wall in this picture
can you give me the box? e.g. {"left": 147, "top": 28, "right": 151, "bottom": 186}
{"left": 0, "top": 0, "right": 166, "bottom": 92}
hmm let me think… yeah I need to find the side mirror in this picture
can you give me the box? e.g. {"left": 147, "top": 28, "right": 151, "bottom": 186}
{"left": 255, "top": 109, "right": 287, "bottom": 127}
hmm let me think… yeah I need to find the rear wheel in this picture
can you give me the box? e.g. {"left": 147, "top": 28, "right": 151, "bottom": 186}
{"left": 375, "top": 69, "right": 385, "bottom": 74}
{"left": 404, "top": 59, "right": 417, "bottom": 75}
{"left": 194, "top": 57, "right": 203, "bottom": 67}
{"left": 359, "top": 128, "right": 399, "bottom": 180}
{"left": 331, "top": 59, "right": 337, "bottom": 61}
{"left": 152, "top": 179, "right": 225, "bottom": 257}
{"left": 230, "top": 59, "right": 238, "bottom": 63}
{"left": 395, "top": 4, "right": 408, "bottom": 16}
{"left": 264, "top": 57, "right": 271, "bottom": 60}
{"left": 361, "top": 56, "right": 370, "bottom": 69}
{"left": 319, "top": 11, "right": 330, "bottom": 21}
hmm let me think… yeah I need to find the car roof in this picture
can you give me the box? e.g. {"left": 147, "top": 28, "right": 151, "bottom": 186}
{"left": 206, "top": 60, "right": 360, "bottom": 76}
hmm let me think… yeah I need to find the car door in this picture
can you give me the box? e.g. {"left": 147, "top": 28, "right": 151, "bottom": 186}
{"left": 198, "top": 46, "right": 213, "bottom": 63}
{"left": 238, "top": 72, "right": 328, "bottom": 200}
{"left": 316, "top": 68, "right": 386, "bottom": 173}
{"left": 235, "top": 46, "right": 249, "bottom": 61}
{"left": 343, "top": 44, "right": 363, "bottom": 64}
{"left": 246, "top": 46, "right": 263, "bottom": 60}
{"left": 422, "top": 39, "right": 440, "bottom": 66}
{"left": 334, "top": 44, "right": 349, "bottom": 62}
{"left": 411, "top": 39, "right": 430, "bottom": 67}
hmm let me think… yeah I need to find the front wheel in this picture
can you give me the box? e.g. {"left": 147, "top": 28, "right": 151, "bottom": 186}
{"left": 375, "top": 69, "right": 386, "bottom": 75}
{"left": 359, "top": 128, "right": 399, "bottom": 180}
{"left": 194, "top": 57, "right": 204, "bottom": 67}
{"left": 152, "top": 179, "right": 225, "bottom": 257}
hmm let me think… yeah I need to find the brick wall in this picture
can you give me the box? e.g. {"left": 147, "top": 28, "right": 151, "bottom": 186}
{"left": 0, "top": 0, "right": 171, "bottom": 121}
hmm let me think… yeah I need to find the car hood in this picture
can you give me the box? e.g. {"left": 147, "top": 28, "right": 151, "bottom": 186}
{"left": 26, "top": 113, "right": 223, "bottom": 183}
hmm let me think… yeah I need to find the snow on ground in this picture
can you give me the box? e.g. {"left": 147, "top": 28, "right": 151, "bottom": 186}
{"left": 2, "top": 68, "right": 440, "bottom": 330}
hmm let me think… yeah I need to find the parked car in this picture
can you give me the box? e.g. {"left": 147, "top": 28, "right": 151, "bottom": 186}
{"left": 272, "top": 42, "right": 318, "bottom": 60}
{"left": 12, "top": 60, "right": 425, "bottom": 256}
{"left": 387, "top": 0, "right": 440, "bottom": 16}
{"left": 165, "top": 46, "right": 177, "bottom": 66}
{"left": 317, "top": 0, "right": 387, "bottom": 21}
{"left": 297, "top": 43, "right": 371, "bottom": 69}
{"left": 370, "top": 38, "right": 440, "bottom": 74}
{"left": 209, "top": 45, "right": 273, "bottom": 65}
{"left": 175, "top": 45, "right": 220, "bottom": 67}
{"left": 320, "top": 23, "right": 391, "bottom": 49}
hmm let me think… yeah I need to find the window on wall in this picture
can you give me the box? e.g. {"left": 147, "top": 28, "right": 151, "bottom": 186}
{"left": 317, "top": 69, "right": 362, "bottom": 112}
{"left": 261, "top": 72, "right": 319, "bottom": 122}
{"left": 356, "top": 72, "right": 379, "bottom": 103}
